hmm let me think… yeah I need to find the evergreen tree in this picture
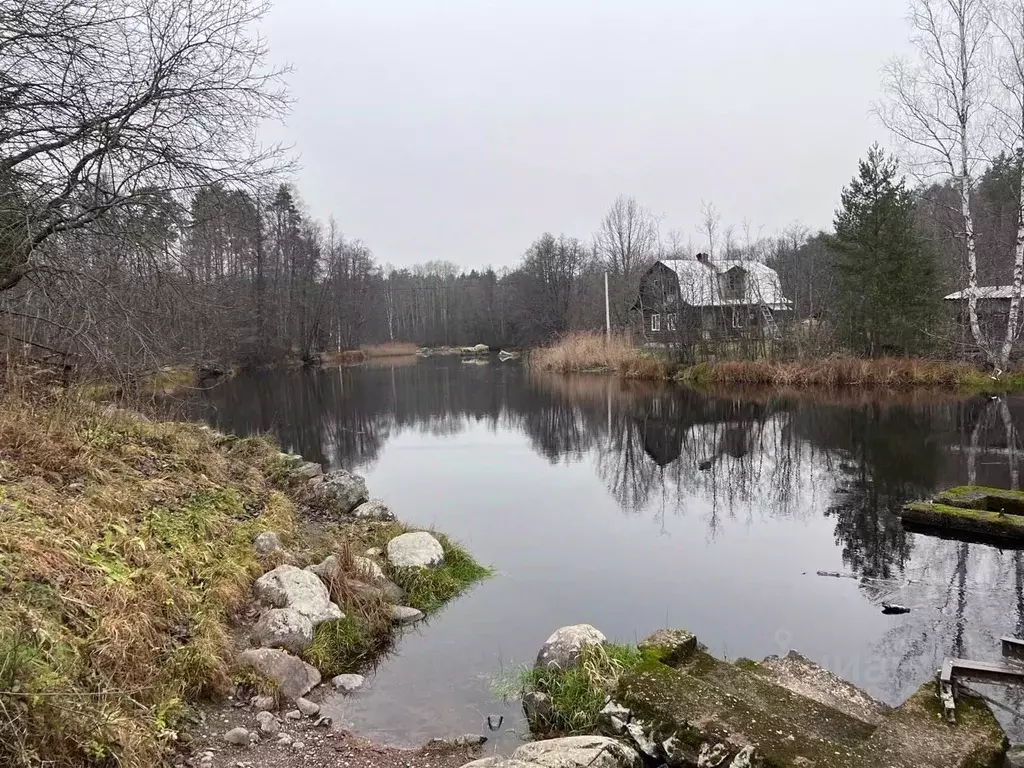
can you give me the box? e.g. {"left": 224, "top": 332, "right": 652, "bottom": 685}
{"left": 829, "top": 145, "right": 940, "bottom": 355}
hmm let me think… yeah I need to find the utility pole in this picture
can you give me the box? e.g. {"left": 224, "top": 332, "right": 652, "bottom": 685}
{"left": 604, "top": 272, "right": 611, "bottom": 340}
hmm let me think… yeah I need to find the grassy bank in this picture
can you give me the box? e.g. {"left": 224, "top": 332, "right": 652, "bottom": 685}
{"left": 529, "top": 332, "right": 1024, "bottom": 393}
{"left": 0, "top": 385, "right": 487, "bottom": 767}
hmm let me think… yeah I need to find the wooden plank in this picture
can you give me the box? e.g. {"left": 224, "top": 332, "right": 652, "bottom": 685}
{"left": 1001, "top": 636, "right": 1024, "bottom": 662}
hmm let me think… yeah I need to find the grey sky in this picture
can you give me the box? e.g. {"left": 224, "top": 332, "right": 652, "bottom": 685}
{"left": 262, "top": 1, "right": 912, "bottom": 269}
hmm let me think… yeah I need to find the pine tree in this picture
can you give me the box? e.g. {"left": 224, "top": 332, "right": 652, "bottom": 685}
{"left": 829, "top": 145, "right": 940, "bottom": 356}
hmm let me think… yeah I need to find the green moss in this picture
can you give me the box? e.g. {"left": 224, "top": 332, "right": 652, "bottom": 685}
{"left": 936, "top": 486, "right": 1024, "bottom": 514}
{"left": 902, "top": 501, "right": 1024, "bottom": 540}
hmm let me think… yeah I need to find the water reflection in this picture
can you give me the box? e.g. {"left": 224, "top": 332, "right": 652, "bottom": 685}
{"left": 194, "top": 358, "right": 1024, "bottom": 741}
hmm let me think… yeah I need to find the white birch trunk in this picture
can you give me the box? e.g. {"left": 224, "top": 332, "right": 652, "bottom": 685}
{"left": 1000, "top": 159, "right": 1024, "bottom": 369}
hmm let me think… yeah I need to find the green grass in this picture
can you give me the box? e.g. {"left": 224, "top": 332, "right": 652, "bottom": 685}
{"left": 498, "top": 643, "right": 648, "bottom": 736}
{"left": 302, "top": 617, "right": 392, "bottom": 678}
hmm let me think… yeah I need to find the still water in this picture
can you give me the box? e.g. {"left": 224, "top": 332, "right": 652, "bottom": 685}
{"left": 193, "top": 356, "right": 1024, "bottom": 748}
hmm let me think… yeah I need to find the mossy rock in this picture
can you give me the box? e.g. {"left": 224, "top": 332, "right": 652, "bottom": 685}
{"left": 901, "top": 501, "right": 1024, "bottom": 542}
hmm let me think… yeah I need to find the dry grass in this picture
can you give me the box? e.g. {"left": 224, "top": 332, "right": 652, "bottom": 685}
{"left": 0, "top": 386, "right": 297, "bottom": 768}
{"left": 529, "top": 332, "right": 669, "bottom": 379}
{"left": 326, "top": 342, "right": 419, "bottom": 365}
{"left": 678, "top": 357, "right": 1005, "bottom": 390}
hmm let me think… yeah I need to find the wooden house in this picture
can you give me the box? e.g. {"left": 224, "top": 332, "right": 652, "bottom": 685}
{"left": 632, "top": 254, "right": 793, "bottom": 341}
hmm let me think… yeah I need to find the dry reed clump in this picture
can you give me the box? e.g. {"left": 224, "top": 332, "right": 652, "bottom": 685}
{"left": 0, "top": 389, "right": 296, "bottom": 768}
{"left": 529, "top": 332, "right": 669, "bottom": 379}
{"left": 325, "top": 342, "right": 419, "bottom": 365}
{"left": 681, "top": 357, "right": 990, "bottom": 389}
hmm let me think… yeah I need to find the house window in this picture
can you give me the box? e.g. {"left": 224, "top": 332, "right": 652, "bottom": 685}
{"left": 666, "top": 313, "right": 677, "bottom": 331}
{"left": 732, "top": 307, "right": 745, "bottom": 329}
{"left": 651, "top": 313, "right": 661, "bottom": 332}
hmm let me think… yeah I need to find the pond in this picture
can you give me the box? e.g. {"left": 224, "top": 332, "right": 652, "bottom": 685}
{"left": 191, "top": 355, "right": 1024, "bottom": 749}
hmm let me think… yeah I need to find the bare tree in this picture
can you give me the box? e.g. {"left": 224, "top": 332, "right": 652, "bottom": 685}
{"left": 0, "top": 0, "right": 289, "bottom": 293}
{"left": 594, "top": 195, "right": 659, "bottom": 326}
{"left": 879, "top": 0, "right": 993, "bottom": 361}
{"left": 989, "top": 0, "right": 1024, "bottom": 367}
{"left": 698, "top": 201, "right": 722, "bottom": 258}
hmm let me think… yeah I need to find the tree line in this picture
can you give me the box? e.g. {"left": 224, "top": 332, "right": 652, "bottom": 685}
{"left": 5, "top": 0, "right": 1024, "bottom": 375}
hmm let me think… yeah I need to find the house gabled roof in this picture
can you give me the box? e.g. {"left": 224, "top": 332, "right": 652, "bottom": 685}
{"left": 658, "top": 259, "right": 792, "bottom": 310}
{"left": 944, "top": 286, "right": 1019, "bottom": 300}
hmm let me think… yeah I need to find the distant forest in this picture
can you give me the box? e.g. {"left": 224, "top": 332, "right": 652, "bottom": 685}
{"left": 4, "top": 0, "right": 1024, "bottom": 374}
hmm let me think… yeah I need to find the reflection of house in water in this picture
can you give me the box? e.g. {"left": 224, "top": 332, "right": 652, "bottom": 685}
{"left": 634, "top": 391, "right": 768, "bottom": 468}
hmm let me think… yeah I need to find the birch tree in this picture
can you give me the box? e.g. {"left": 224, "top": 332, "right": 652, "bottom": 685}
{"left": 989, "top": 0, "right": 1024, "bottom": 367}
{"left": 880, "top": 0, "right": 994, "bottom": 362}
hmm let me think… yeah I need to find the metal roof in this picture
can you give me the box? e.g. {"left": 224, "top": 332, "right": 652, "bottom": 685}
{"left": 659, "top": 259, "right": 792, "bottom": 310}
{"left": 944, "top": 286, "right": 1019, "bottom": 301}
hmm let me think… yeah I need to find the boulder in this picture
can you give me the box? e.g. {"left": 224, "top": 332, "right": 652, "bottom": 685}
{"left": 314, "top": 469, "right": 368, "bottom": 515}
{"left": 511, "top": 736, "right": 642, "bottom": 768}
{"left": 389, "top": 605, "right": 425, "bottom": 625}
{"left": 535, "top": 624, "right": 606, "bottom": 671}
{"left": 223, "top": 727, "right": 250, "bottom": 746}
{"left": 235, "top": 648, "right": 321, "bottom": 701}
{"left": 1008, "top": 745, "right": 1024, "bottom": 768}
{"left": 307, "top": 555, "right": 341, "bottom": 583}
{"left": 331, "top": 673, "right": 366, "bottom": 693}
{"left": 253, "top": 531, "right": 283, "bottom": 555}
{"left": 353, "top": 556, "right": 386, "bottom": 582}
{"left": 254, "top": 564, "right": 344, "bottom": 626}
{"left": 639, "top": 629, "right": 697, "bottom": 667}
{"left": 295, "top": 461, "right": 323, "bottom": 480}
{"left": 251, "top": 608, "right": 314, "bottom": 654}
{"left": 386, "top": 531, "right": 444, "bottom": 568}
{"left": 352, "top": 499, "right": 395, "bottom": 521}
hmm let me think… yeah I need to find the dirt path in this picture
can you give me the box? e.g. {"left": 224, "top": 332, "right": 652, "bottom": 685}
{"left": 178, "top": 701, "right": 489, "bottom": 768}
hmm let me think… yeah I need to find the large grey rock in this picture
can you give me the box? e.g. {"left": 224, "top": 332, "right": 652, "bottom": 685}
{"left": 523, "top": 690, "right": 553, "bottom": 728}
{"left": 315, "top": 469, "right": 368, "bottom": 515}
{"left": 295, "top": 461, "right": 323, "bottom": 480}
{"left": 353, "top": 556, "right": 386, "bottom": 582}
{"left": 386, "top": 531, "right": 444, "bottom": 568}
{"left": 254, "top": 564, "right": 344, "bottom": 626}
{"left": 235, "top": 648, "right": 321, "bottom": 701}
{"left": 253, "top": 531, "right": 283, "bottom": 555}
{"left": 1008, "top": 745, "right": 1024, "bottom": 768}
{"left": 512, "top": 736, "right": 642, "bottom": 768}
{"left": 251, "top": 608, "right": 314, "bottom": 654}
{"left": 352, "top": 499, "right": 395, "bottom": 521}
{"left": 535, "top": 624, "right": 606, "bottom": 670}
{"left": 331, "top": 673, "right": 365, "bottom": 693}
{"left": 389, "top": 605, "right": 425, "bottom": 625}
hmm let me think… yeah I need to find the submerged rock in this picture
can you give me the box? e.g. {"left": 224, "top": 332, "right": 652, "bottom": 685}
{"left": 352, "top": 499, "right": 395, "bottom": 521}
{"left": 251, "top": 608, "right": 314, "bottom": 654}
{"left": 314, "top": 469, "right": 368, "bottom": 515}
{"left": 235, "top": 648, "right": 321, "bottom": 701}
{"left": 331, "top": 673, "right": 365, "bottom": 693}
{"left": 535, "top": 624, "right": 606, "bottom": 671}
{"left": 386, "top": 531, "right": 444, "bottom": 568}
{"left": 511, "top": 735, "right": 642, "bottom": 768}
{"left": 254, "top": 564, "right": 344, "bottom": 626}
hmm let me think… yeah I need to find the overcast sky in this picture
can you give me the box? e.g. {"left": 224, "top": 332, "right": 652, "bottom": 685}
{"left": 261, "top": 1, "right": 913, "bottom": 269}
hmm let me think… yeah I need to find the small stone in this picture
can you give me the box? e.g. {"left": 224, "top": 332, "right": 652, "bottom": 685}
{"left": 331, "top": 673, "right": 366, "bottom": 693}
{"left": 364, "top": 547, "right": 383, "bottom": 557}
{"left": 389, "top": 605, "right": 425, "bottom": 625}
{"left": 454, "top": 734, "right": 488, "bottom": 747}
{"left": 523, "top": 690, "right": 553, "bottom": 728}
{"left": 277, "top": 734, "right": 293, "bottom": 746}
{"left": 223, "top": 727, "right": 250, "bottom": 746}
{"left": 353, "top": 556, "right": 386, "bottom": 582}
{"left": 625, "top": 720, "right": 661, "bottom": 760}
{"left": 252, "top": 694, "right": 276, "bottom": 711}
{"left": 386, "top": 531, "right": 445, "bottom": 569}
{"left": 253, "top": 531, "right": 283, "bottom": 555}
{"left": 351, "top": 499, "right": 395, "bottom": 521}
{"left": 296, "top": 697, "right": 320, "bottom": 717}
{"left": 285, "top": 709, "right": 302, "bottom": 721}
{"left": 256, "top": 710, "right": 279, "bottom": 735}
{"left": 315, "top": 715, "right": 333, "bottom": 728}
{"left": 292, "top": 742, "right": 306, "bottom": 750}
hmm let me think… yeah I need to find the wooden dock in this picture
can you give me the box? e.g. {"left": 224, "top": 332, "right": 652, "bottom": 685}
{"left": 939, "top": 637, "right": 1024, "bottom": 722}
